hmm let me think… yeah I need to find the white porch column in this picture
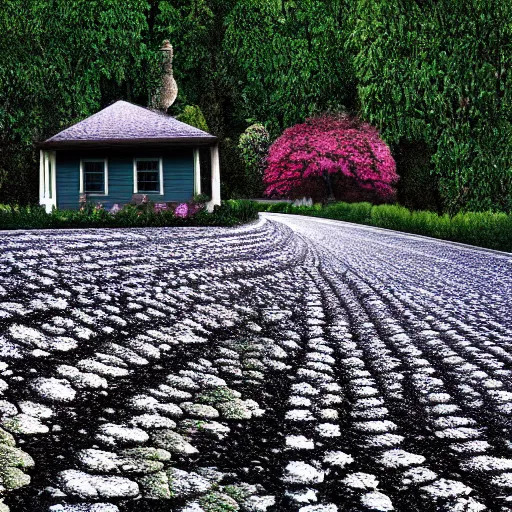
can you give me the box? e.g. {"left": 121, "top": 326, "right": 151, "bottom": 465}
{"left": 193, "top": 148, "right": 201, "bottom": 196}
{"left": 39, "top": 150, "right": 45, "bottom": 206}
{"left": 39, "top": 150, "right": 57, "bottom": 213}
{"left": 207, "top": 143, "right": 221, "bottom": 212}
{"left": 49, "top": 151, "right": 56, "bottom": 206}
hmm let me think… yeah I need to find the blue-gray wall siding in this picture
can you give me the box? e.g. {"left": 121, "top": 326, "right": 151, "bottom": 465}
{"left": 56, "top": 150, "right": 194, "bottom": 210}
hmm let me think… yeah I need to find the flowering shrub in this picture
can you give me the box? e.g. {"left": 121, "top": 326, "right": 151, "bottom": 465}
{"left": 174, "top": 203, "right": 189, "bottom": 218}
{"left": 238, "top": 123, "right": 271, "bottom": 197}
{"left": 0, "top": 200, "right": 258, "bottom": 229}
{"left": 264, "top": 114, "right": 398, "bottom": 203}
{"left": 153, "top": 203, "right": 168, "bottom": 213}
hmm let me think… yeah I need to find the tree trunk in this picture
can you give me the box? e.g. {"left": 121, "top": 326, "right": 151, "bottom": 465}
{"left": 323, "top": 170, "right": 335, "bottom": 203}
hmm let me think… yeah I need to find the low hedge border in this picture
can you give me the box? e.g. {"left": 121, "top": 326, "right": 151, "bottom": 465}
{"left": 257, "top": 201, "right": 512, "bottom": 253}
{"left": 0, "top": 200, "right": 259, "bottom": 230}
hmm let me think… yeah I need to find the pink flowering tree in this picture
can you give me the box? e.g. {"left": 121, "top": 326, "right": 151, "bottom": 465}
{"left": 264, "top": 114, "right": 398, "bottom": 203}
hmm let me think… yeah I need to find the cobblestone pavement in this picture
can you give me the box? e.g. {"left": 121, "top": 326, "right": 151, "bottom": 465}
{"left": 0, "top": 214, "right": 511, "bottom": 512}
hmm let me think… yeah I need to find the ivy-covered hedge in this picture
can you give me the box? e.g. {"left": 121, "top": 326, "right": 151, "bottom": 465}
{"left": 0, "top": 200, "right": 258, "bottom": 230}
{"left": 258, "top": 202, "right": 512, "bottom": 253}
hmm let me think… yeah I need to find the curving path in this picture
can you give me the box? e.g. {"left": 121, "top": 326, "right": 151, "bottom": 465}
{"left": 0, "top": 214, "right": 511, "bottom": 512}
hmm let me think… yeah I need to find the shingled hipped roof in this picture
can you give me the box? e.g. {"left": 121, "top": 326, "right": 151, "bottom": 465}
{"left": 40, "top": 100, "right": 217, "bottom": 149}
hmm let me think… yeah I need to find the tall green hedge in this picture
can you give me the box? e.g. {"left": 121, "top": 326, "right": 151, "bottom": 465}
{"left": 348, "top": 0, "right": 512, "bottom": 213}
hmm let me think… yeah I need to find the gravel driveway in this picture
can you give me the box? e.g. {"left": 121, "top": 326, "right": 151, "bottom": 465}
{"left": 0, "top": 214, "right": 511, "bottom": 512}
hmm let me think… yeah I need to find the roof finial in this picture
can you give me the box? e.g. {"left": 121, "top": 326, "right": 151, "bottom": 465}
{"left": 158, "top": 40, "right": 178, "bottom": 111}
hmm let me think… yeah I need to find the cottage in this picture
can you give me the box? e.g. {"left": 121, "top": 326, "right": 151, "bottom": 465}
{"left": 38, "top": 100, "right": 220, "bottom": 213}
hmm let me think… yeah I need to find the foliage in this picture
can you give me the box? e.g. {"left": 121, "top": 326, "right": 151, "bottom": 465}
{"left": 224, "top": 0, "right": 356, "bottom": 136}
{"left": 223, "top": 485, "right": 249, "bottom": 503}
{"left": 213, "top": 199, "right": 259, "bottom": 224}
{"left": 395, "top": 141, "right": 441, "bottom": 212}
{"left": 0, "top": 0, "right": 157, "bottom": 203}
{"left": 348, "top": 0, "right": 512, "bottom": 212}
{"left": 153, "top": 0, "right": 242, "bottom": 142}
{"left": 193, "top": 193, "right": 211, "bottom": 203}
{"left": 264, "top": 114, "right": 398, "bottom": 203}
{"left": 176, "top": 105, "right": 210, "bottom": 132}
{"left": 238, "top": 123, "right": 271, "bottom": 197}
{"left": 258, "top": 201, "right": 512, "bottom": 252}
{"left": 2, "top": 0, "right": 512, "bottom": 214}
{"left": 199, "top": 491, "right": 238, "bottom": 512}
{"left": 197, "top": 387, "right": 237, "bottom": 405}
{"left": 0, "top": 200, "right": 258, "bottom": 230}
{"left": 218, "top": 137, "right": 246, "bottom": 199}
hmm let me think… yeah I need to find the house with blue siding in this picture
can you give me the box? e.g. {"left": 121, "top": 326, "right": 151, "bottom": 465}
{"left": 38, "top": 100, "right": 221, "bottom": 213}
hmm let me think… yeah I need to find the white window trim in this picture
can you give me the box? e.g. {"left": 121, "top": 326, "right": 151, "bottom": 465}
{"left": 133, "top": 157, "right": 164, "bottom": 195}
{"left": 80, "top": 158, "right": 108, "bottom": 196}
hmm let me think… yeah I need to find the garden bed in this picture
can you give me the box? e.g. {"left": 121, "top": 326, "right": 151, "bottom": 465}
{"left": 257, "top": 201, "right": 512, "bottom": 253}
{"left": 0, "top": 200, "right": 258, "bottom": 230}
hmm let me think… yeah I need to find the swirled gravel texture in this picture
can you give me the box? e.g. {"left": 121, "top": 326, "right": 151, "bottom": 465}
{"left": 0, "top": 213, "right": 511, "bottom": 512}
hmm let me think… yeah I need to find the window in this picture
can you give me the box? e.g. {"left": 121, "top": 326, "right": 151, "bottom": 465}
{"left": 80, "top": 159, "right": 108, "bottom": 195}
{"left": 134, "top": 158, "right": 163, "bottom": 194}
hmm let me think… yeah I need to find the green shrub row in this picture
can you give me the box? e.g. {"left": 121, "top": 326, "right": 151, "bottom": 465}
{"left": 0, "top": 200, "right": 259, "bottom": 230}
{"left": 258, "top": 202, "right": 512, "bottom": 253}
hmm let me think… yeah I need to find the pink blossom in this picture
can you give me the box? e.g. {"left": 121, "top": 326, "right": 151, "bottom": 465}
{"left": 264, "top": 114, "right": 398, "bottom": 203}
{"left": 110, "top": 204, "right": 121, "bottom": 215}
{"left": 174, "top": 203, "right": 189, "bottom": 218}
{"left": 154, "top": 203, "right": 168, "bottom": 213}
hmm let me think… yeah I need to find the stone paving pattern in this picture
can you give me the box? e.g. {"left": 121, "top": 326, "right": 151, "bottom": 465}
{"left": 0, "top": 214, "right": 511, "bottom": 511}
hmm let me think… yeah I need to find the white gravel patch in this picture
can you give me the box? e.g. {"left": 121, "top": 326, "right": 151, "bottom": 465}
{"left": 379, "top": 449, "right": 426, "bottom": 468}
{"left": 77, "top": 359, "right": 129, "bottom": 378}
{"left": 434, "top": 427, "right": 482, "bottom": 440}
{"left": 18, "top": 400, "right": 53, "bottom": 419}
{"left": 449, "top": 441, "right": 491, "bottom": 453}
{"left": 432, "top": 416, "right": 476, "bottom": 429}
{"left": 355, "top": 420, "right": 397, "bottom": 433}
{"left": 402, "top": 467, "right": 437, "bottom": 485}
{"left": 315, "top": 423, "right": 341, "bottom": 437}
{"left": 449, "top": 498, "right": 486, "bottom": 511}
{"left": 30, "top": 377, "right": 76, "bottom": 403}
{"left": 129, "top": 414, "right": 176, "bottom": 430}
{"left": 282, "top": 461, "right": 324, "bottom": 484}
{"left": 298, "top": 505, "right": 337, "bottom": 512}
{"left": 285, "top": 409, "right": 315, "bottom": 422}
{"left": 323, "top": 451, "right": 353, "bottom": 468}
{"left": 342, "top": 472, "right": 379, "bottom": 490}
{"left": 288, "top": 396, "right": 312, "bottom": 407}
{"left": 2, "top": 413, "right": 49, "bottom": 434}
{"left": 77, "top": 450, "right": 119, "bottom": 473}
{"left": 364, "top": 434, "right": 404, "bottom": 448}
{"left": 427, "top": 393, "right": 452, "bottom": 403}
{"left": 291, "top": 382, "right": 320, "bottom": 396}
{"left": 360, "top": 491, "right": 394, "bottom": 511}
{"left": 50, "top": 504, "right": 120, "bottom": 512}
{"left": 460, "top": 455, "right": 512, "bottom": 472}
{"left": 420, "top": 478, "right": 473, "bottom": 498}
{"left": 243, "top": 495, "right": 276, "bottom": 511}
{"left": 286, "top": 436, "right": 315, "bottom": 450}
{"left": 58, "top": 469, "right": 139, "bottom": 499}
{"left": 285, "top": 488, "right": 317, "bottom": 503}
{"left": 56, "top": 365, "right": 108, "bottom": 389}
{"left": 96, "top": 424, "right": 149, "bottom": 446}
{"left": 491, "top": 472, "right": 512, "bottom": 488}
